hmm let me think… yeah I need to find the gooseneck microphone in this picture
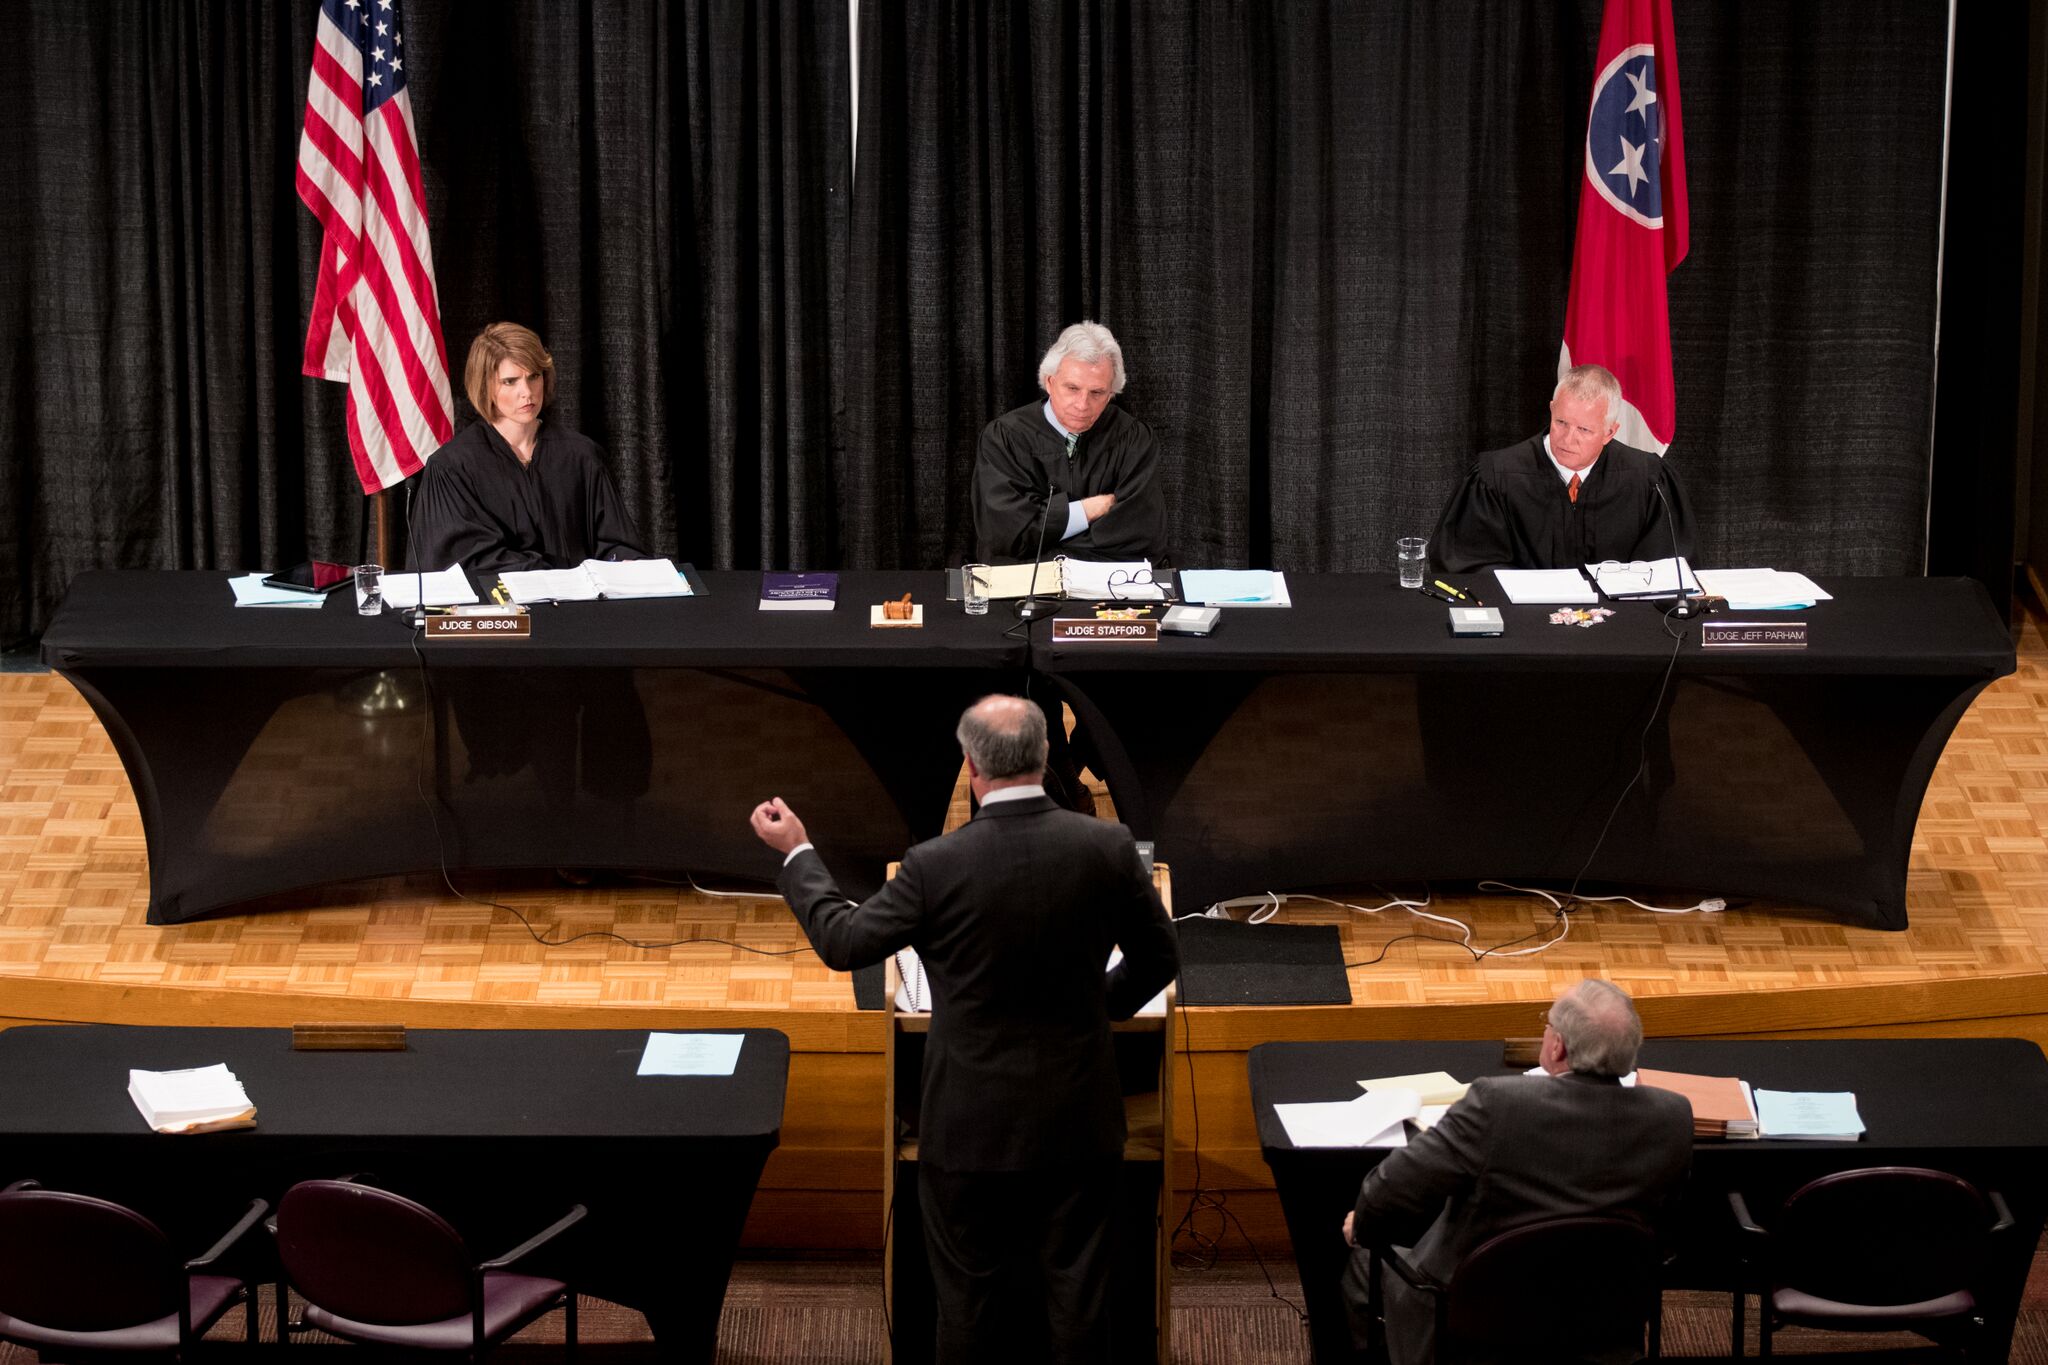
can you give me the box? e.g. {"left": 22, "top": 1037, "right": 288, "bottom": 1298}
{"left": 1014, "top": 478, "right": 1059, "bottom": 621}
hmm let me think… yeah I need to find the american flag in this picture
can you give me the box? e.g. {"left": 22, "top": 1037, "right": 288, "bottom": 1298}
{"left": 296, "top": 0, "right": 453, "bottom": 495}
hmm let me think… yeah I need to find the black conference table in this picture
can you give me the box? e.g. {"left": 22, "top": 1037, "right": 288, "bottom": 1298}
{"left": 1038, "top": 574, "right": 2014, "bottom": 927}
{"left": 0, "top": 1025, "right": 789, "bottom": 1364}
{"left": 40, "top": 570, "right": 1028, "bottom": 923}
{"left": 1250, "top": 1038, "right": 2048, "bottom": 1364}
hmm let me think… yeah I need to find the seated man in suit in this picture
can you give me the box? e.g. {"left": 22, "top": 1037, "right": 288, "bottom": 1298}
{"left": 1342, "top": 978, "right": 1692, "bottom": 1365}
{"left": 1430, "top": 363, "right": 1696, "bottom": 574}
{"left": 749, "top": 695, "right": 1179, "bottom": 1364}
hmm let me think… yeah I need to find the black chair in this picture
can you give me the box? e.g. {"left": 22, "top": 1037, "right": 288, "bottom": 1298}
{"left": 273, "top": 1177, "right": 585, "bottom": 1361}
{"left": 1729, "top": 1166, "right": 2014, "bottom": 1359}
{"left": 1367, "top": 1214, "right": 1663, "bottom": 1363}
{"left": 0, "top": 1179, "right": 267, "bottom": 1358}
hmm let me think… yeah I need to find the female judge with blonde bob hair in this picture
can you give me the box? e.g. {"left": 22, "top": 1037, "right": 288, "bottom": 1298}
{"left": 413, "top": 321, "right": 647, "bottom": 591}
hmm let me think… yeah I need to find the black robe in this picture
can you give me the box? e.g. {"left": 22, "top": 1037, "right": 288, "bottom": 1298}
{"left": 1429, "top": 435, "right": 1696, "bottom": 574}
{"left": 411, "top": 420, "right": 648, "bottom": 592}
{"left": 972, "top": 401, "right": 1168, "bottom": 564}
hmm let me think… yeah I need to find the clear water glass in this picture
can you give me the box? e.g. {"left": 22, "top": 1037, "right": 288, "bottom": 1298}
{"left": 1396, "top": 538, "right": 1428, "bottom": 590}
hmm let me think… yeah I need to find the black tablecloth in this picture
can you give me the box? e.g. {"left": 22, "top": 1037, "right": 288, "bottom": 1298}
{"left": 1249, "top": 1037, "right": 2048, "bottom": 1364}
{"left": 0, "top": 1025, "right": 789, "bottom": 1364}
{"left": 1037, "top": 575, "right": 2014, "bottom": 926}
{"left": 42, "top": 571, "right": 1028, "bottom": 922}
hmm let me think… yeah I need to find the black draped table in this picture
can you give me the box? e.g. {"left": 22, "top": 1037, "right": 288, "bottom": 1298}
{"left": 1250, "top": 1037, "right": 2048, "bottom": 1364}
{"left": 0, "top": 1024, "right": 789, "bottom": 1364}
{"left": 1036, "top": 575, "right": 2014, "bottom": 927}
{"left": 41, "top": 571, "right": 1027, "bottom": 923}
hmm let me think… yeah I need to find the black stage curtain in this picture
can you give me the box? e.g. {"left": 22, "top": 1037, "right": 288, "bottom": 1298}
{"left": 0, "top": 0, "right": 845, "bottom": 645}
{"left": 0, "top": 2, "right": 1954, "bottom": 641}
{"left": 844, "top": 0, "right": 1951, "bottom": 574}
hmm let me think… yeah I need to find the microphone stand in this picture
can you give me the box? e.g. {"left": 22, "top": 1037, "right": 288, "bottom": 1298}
{"left": 1013, "top": 478, "right": 1060, "bottom": 621}
{"left": 406, "top": 477, "right": 429, "bottom": 628}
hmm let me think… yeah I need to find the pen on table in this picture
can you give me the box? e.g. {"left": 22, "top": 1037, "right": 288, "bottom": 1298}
{"left": 1434, "top": 578, "right": 1485, "bottom": 607}
{"left": 1420, "top": 585, "right": 1459, "bottom": 605}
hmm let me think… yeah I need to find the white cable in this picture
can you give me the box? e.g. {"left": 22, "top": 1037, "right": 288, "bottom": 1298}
{"left": 1479, "top": 880, "right": 1726, "bottom": 915}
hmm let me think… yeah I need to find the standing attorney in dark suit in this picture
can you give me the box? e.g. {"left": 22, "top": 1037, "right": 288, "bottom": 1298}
{"left": 1342, "top": 978, "right": 1693, "bottom": 1365}
{"left": 749, "top": 694, "right": 1179, "bottom": 1364}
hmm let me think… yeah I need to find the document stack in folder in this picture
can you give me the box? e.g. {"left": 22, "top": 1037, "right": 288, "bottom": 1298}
{"left": 1636, "top": 1069, "right": 1759, "bottom": 1139}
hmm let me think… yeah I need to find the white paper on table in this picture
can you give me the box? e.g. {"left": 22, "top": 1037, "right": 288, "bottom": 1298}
{"left": 1527, "top": 1066, "right": 1638, "bottom": 1086}
{"left": 230, "top": 574, "right": 328, "bottom": 608}
{"left": 1414, "top": 1104, "right": 1451, "bottom": 1131}
{"left": 1693, "top": 567, "right": 1834, "bottom": 610}
{"left": 636, "top": 1032, "right": 745, "bottom": 1076}
{"left": 500, "top": 567, "right": 601, "bottom": 603}
{"left": 128, "top": 1063, "right": 255, "bottom": 1131}
{"left": 379, "top": 565, "right": 480, "bottom": 609}
{"left": 1493, "top": 568, "right": 1598, "bottom": 604}
{"left": 586, "top": 557, "right": 692, "bottom": 598}
{"left": 1755, "top": 1089, "right": 1865, "bottom": 1140}
{"left": 1275, "top": 1089, "right": 1421, "bottom": 1148}
{"left": 1357, "top": 1071, "right": 1470, "bottom": 1106}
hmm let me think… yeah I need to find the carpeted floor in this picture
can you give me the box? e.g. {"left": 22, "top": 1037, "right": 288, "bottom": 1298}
{"left": 8, "top": 1254, "right": 2048, "bottom": 1362}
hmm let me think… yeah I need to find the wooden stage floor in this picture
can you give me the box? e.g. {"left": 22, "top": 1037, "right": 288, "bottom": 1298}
{"left": 5, "top": 600, "right": 2048, "bottom": 1249}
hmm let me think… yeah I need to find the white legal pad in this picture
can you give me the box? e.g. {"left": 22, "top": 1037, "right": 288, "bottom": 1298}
{"left": 1492, "top": 568, "right": 1598, "bottom": 605}
{"left": 380, "top": 565, "right": 481, "bottom": 609}
{"left": 1273, "top": 1088, "right": 1420, "bottom": 1149}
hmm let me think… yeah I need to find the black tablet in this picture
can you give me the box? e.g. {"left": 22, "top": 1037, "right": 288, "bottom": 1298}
{"left": 262, "top": 560, "right": 354, "bottom": 594}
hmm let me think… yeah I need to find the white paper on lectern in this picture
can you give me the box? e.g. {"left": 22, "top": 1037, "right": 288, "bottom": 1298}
{"left": 1274, "top": 1089, "right": 1420, "bottom": 1149}
{"left": 380, "top": 565, "right": 480, "bottom": 608}
{"left": 637, "top": 1032, "right": 744, "bottom": 1076}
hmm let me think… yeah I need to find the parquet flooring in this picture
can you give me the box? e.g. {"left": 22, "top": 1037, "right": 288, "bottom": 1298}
{"left": 1, "top": 602, "right": 2044, "bottom": 1016}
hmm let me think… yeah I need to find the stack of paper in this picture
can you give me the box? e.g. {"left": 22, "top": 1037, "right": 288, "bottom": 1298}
{"left": 1692, "top": 568, "right": 1834, "bottom": 611}
{"left": 229, "top": 574, "right": 327, "bottom": 609}
{"left": 380, "top": 566, "right": 481, "bottom": 609}
{"left": 1493, "top": 569, "right": 1597, "bottom": 605}
{"left": 636, "top": 1032, "right": 744, "bottom": 1076}
{"left": 1755, "top": 1089, "right": 1865, "bottom": 1141}
{"left": 1636, "top": 1069, "right": 1759, "bottom": 1139}
{"left": 1359, "top": 1071, "right": 1469, "bottom": 1132}
{"left": 1180, "top": 569, "right": 1293, "bottom": 608}
{"left": 1274, "top": 1089, "right": 1420, "bottom": 1149}
{"left": 502, "top": 558, "right": 692, "bottom": 604}
{"left": 128, "top": 1064, "right": 257, "bottom": 1135}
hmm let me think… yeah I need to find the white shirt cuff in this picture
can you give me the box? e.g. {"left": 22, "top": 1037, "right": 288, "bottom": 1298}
{"left": 1060, "top": 501, "right": 1089, "bottom": 541}
{"left": 783, "top": 842, "right": 814, "bottom": 866}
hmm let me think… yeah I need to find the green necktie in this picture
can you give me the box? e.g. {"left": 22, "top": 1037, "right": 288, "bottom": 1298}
{"left": 1065, "top": 433, "right": 1078, "bottom": 462}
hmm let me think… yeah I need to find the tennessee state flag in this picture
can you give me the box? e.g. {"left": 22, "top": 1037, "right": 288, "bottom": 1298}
{"left": 1559, "top": 0, "right": 1689, "bottom": 453}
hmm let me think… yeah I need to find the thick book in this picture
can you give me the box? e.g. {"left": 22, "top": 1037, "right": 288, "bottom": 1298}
{"left": 499, "top": 557, "right": 692, "bottom": 604}
{"left": 759, "top": 571, "right": 839, "bottom": 611}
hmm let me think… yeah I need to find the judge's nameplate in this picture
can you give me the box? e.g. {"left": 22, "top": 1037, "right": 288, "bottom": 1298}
{"left": 1050, "top": 618, "right": 1159, "bottom": 644}
{"left": 1702, "top": 620, "right": 1809, "bottom": 649}
{"left": 1449, "top": 606, "right": 1504, "bottom": 637}
{"left": 425, "top": 609, "right": 531, "bottom": 640}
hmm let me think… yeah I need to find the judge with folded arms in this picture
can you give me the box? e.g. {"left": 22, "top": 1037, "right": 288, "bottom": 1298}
{"left": 1430, "top": 363, "right": 1695, "bottom": 574}
{"left": 973, "top": 321, "right": 1168, "bottom": 565}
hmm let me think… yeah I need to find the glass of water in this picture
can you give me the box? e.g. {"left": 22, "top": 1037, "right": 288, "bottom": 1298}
{"left": 962, "top": 564, "right": 990, "bottom": 616}
{"left": 354, "top": 563, "right": 384, "bottom": 615}
{"left": 1395, "top": 537, "right": 1428, "bottom": 589}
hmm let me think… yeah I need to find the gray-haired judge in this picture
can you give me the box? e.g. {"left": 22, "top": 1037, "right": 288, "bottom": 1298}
{"left": 1342, "top": 978, "right": 1693, "bottom": 1365}
{"left": 972, "top": 321, "right": 1168, "bottom": 565}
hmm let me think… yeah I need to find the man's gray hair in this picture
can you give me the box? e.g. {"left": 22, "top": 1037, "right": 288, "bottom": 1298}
{"left": 1038, "top": 321, "right": 1128, "bottom": 394}
{"left": 1548, "top": 978, "right": 1644, "bottom": 1077}
{"left": 1553, "top": 363, "right": 1623, "bottom": 428}
{"left": 955, "top": 695, "right": 1049, "bottom": 782}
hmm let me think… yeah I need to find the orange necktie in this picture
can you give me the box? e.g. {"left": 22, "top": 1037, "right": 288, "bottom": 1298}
{"left": 1568, "top": 473, "right": 1581, "bottom": 504}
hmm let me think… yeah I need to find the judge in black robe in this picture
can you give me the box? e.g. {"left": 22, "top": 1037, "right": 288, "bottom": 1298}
{"left": 412, "top": 420, "right": 648, "bottom": 595}
{"left": 411, "top": 322, "right": 652, "bottom": 807}
{"left": 973, "top": 322, "right": 1167, "bottom": 564}
{"left": 1430, "top": 434, "right": 1695, "bottom": 574}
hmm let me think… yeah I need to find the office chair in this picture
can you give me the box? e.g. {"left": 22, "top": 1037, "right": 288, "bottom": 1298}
{"left": 1729, "top": 1165, "right": 2014, "bottom": 1358}
{"left": 273, "top": 1177, "right": 585, "bottom": 1361}
{"left": 1368, "top": 1214, "right": 1663, "bottom": 1363}
{"left": 0, "top": 1179, "right": 266, "bottom": 1358}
